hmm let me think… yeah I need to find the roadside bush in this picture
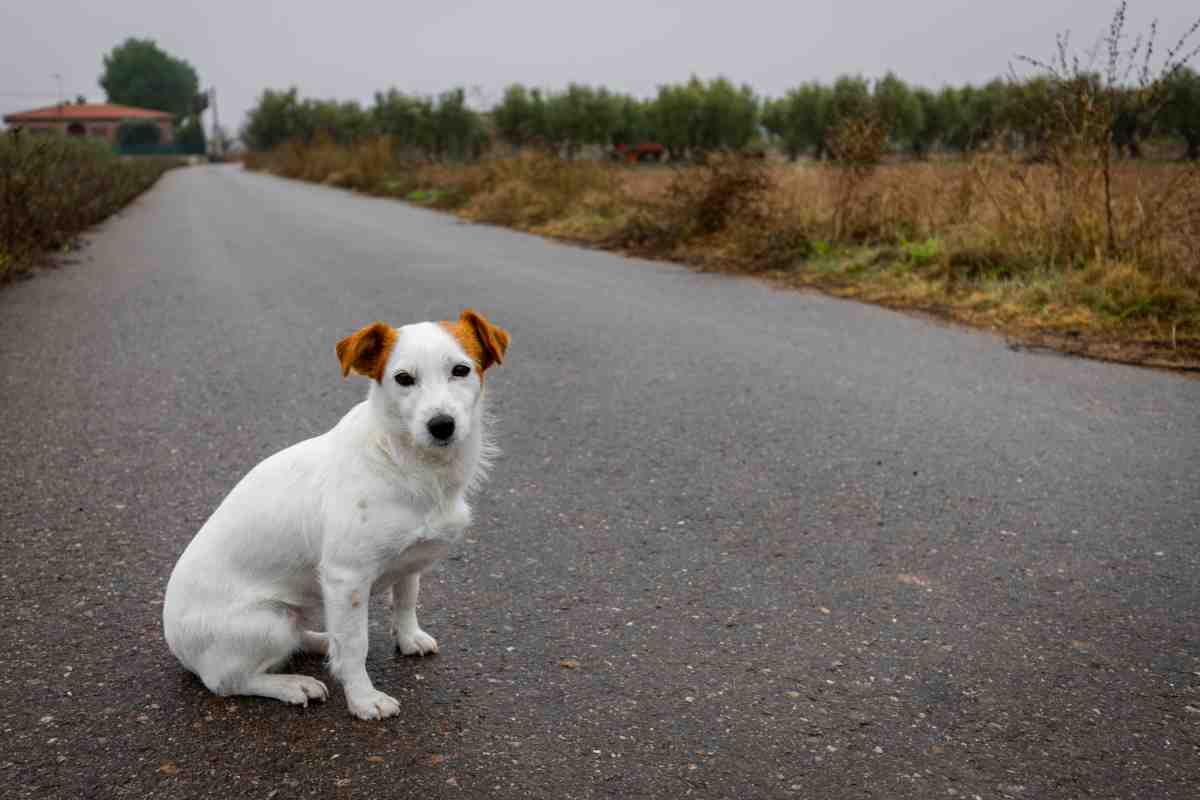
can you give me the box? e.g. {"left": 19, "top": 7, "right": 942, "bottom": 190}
{"left": 669, "top": 153, "right": 774, "bottom": 236}
{"left": 605, "top": 206, "right": 679, "bottom": 252}
{"left": 728, "top": 211, "right": 814, "bottom": 272}
{"left": 607, "top": 154, "right": 777, "bottom": 257}
{"left": 0, "top": 130, "right": 183, "bottom": 283}
{"left": 465, "top": 151, "right": 620, "bottom": 226}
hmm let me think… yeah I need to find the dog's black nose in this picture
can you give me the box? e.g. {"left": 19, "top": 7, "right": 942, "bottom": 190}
{"left": 427, "top": 414, "right": 456, "bottom": 442}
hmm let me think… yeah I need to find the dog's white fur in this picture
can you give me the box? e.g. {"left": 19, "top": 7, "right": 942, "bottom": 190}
{"left": 163, "top": 311, "right": 508, "bottom": 720}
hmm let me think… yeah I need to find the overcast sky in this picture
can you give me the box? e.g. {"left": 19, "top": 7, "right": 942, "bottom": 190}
{"left": 3, "top": 1, "right": 1198, "bottom": 135}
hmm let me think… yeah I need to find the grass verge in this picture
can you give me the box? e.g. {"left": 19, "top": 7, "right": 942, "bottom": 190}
{"left": 245, "top": 140, "right": 1200, "bottom": 372}
{"left": 1, "top": 131, "right": 186, "bottom": 284}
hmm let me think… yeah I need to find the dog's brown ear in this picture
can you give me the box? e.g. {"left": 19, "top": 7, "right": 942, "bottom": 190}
{"left": 335, "top": 322, "right": 397, "bottom": 381}
{"left": 441, "top": 309, "right": 510, "bottom": 373}
{"left": 459, "top": 309, "right": 510, "bottom": 372}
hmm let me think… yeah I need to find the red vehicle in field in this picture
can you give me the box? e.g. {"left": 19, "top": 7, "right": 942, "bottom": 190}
{"left": 612, "top": 142, "right": 666, "bottom": 164}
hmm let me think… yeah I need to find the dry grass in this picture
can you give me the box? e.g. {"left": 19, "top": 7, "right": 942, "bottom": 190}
{"left": 246, "top": 139, "right": 1200, "bottom": 370}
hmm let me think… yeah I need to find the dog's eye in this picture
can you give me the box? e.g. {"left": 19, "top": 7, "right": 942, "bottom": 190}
{"left": 451, "top": 364, "right": 471, "bottom": 378}
{"left": 394, "top": 372, "right": 415, "bottom": 387}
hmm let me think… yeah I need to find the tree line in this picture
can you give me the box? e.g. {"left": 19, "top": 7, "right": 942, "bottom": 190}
{"left": 241, "top": 88, "right": 487, "bottom": 161}
{"left": 241, "top": 70, "right": 1200, "bottom": 161}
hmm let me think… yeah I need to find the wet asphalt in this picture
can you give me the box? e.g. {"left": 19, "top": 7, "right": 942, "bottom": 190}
{"left": 1, "top": 165, "right": 1198, "bottom": 799}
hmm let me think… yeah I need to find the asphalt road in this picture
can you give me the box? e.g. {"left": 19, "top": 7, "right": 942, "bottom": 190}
{"left": 2, "top": 165, "right": 1198, "bottom": 800}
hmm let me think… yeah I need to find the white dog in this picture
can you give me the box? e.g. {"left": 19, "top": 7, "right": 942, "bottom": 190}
{"left": 163, "top": 309, "right": 510, "bottom": 720}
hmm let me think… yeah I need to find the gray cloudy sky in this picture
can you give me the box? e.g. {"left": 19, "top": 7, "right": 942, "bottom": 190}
{"left": 2, "top": 1, "right": 1197, "bottom": 135}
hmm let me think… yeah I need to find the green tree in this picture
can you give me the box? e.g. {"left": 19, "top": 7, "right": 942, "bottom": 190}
{"left": 763, "top": 83, "right": 831, "bottom": 160}
{"left": 761, "top": 98, "right": 791, "bottom": 158}
{"left": 543, "top": 84, "right": 592, "bottom": 156}
{"left": 428, "top": 88, "right": 487, "bottom": 161}
{"left": 694, "top": 77, "right": 759, "bottom": 152}
{"left": 960, "top": 80, "right": 1008, "bottom": 151}
{"left": 611, "top": 96, "right": 651, "bottom": 147}
{"left": 1001, "top": 77, "right": 1056, "bottom": 154}
{"left": 647, "top": 80, "right": 701, "bottom": 158}
{"left": 493, "top": 84, "right": 544, "bottom": 148}
{"left": 932, "top": 87, "right": 970, "bottom": 153}
{"left": 873, "top": 72, "right": 924, "bottom": 152}
{"left": 910, "top": 88, "right": 944, "bottom": 156}
{"left": 241, "top": 88, "right": 305, "bottom": 150}
{"left": 650, "top": 76, "right": 759, "bottom": 159}
{"left": 1163, "top": 67, "right": 1200, "bottom": 160}
{"left": 829, "top": 75, "right": 872, "bottom": 124}
{"left": 240, "top": 90, "right": 370, "bottom": 149}
{"left": 99, "top": 38, "right": 201, "bottom": 121}
{"left": 372, "top": 89, "right": 435, "bottom": 153}
{"left": 496, "top": 84, "right": 630, "bottom": 154}
{"left": 584, "top": 87, "right": 623, "bottom": 148}
{"left": 306, "top": 99, "right": 371, "bottom": 146}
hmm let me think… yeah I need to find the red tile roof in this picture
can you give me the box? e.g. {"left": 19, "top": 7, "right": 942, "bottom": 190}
{"left": 3, "top": 103, "right": 173, "bottom": 123}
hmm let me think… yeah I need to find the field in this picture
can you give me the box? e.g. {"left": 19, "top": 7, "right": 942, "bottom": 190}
{"left": 0, "top": 131, "right": 185, "bottom": 283}
{"left": 245, "top": 139, "right": 1200, "bottom": 370}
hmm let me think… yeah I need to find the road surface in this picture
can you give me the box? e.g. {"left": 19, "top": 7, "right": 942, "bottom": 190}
{"left": 2, "top": 165, "right": 1198, "bottom": 799}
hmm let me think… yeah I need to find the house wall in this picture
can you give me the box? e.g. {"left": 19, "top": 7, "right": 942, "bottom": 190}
{"left": 9, "top": 119, "right": 173, "bottom": 146}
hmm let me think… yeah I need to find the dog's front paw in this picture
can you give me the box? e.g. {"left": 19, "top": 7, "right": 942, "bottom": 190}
{"left": 392, "top": 624, "right": 439, "bottom": 656}
{"left": 281, "top": 675, "right": 330, "bottom": 706}
{"left": 346, "top": 688, "right": 401, "bottom": 720}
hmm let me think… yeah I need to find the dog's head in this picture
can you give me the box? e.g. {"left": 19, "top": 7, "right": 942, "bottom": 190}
{"left": 336, "top": 310, "right": 510, "bottom": 449}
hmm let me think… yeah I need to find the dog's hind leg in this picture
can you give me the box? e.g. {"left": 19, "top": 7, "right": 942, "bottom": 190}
{"left": 190, "top": 606, "right": 328, "bottom": 707}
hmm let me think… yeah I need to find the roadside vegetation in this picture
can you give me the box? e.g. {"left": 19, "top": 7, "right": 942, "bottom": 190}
{"left": 243, "top": 3, "right": 1200, "bottom": 369}
{"left": 0, "top": 131, "right": 183, "bottom": 283}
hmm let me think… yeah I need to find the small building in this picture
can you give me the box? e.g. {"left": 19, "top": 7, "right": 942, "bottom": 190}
{"left": 2, "top": 103, "right": 174, "bottom": 147}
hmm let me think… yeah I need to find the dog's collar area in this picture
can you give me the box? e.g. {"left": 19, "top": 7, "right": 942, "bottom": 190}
{"left": 370, "top": 432, "right": 462, "bottom": 482}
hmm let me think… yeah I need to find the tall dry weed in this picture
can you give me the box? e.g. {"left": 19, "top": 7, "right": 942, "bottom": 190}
{"left": 826, "top": 115, "right": 887, "bottom": 240}
{"left": 971, "top": 153, "right": 1200, "bottom": 282}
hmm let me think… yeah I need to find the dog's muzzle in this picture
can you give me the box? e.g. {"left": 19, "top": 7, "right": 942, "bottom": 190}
{"left": 427, "top": 414, "right": 456, "bottom": 444}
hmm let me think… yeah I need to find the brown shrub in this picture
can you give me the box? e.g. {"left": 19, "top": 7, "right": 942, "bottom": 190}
{"left": 464, "top": 151, "right": 621, "bottom": 227}
{"left": 667, "top": 154, "right": 775, "bottom": 236}
{"left": 612, "top": 154, "right": 775, "bottom": 255}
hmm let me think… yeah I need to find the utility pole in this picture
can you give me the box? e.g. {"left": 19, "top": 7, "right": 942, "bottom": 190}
{"left": 52, "top": 73, "right": 63, "bottom": 105}
{"left": 209, "top": 87, "right": 222, "bottom": 158}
